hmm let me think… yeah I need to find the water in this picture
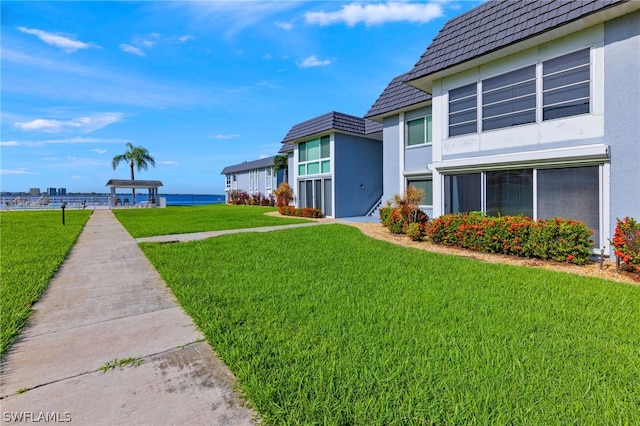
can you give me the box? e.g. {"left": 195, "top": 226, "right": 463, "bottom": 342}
{"left": 0, "top": 194, "right": 226, "bottom": 210}
{"left": 130, "top": 194, "right": 225, "bottom": 206}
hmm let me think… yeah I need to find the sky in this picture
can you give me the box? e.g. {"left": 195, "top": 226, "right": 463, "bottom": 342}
{"left": 1, "top": 0, "right": 482, "bottom": 195}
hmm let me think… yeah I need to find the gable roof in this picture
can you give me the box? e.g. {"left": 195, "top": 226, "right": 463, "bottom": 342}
{"left": 407, "top": 0, "right": 632, "bottom": 86}
{"left": 220, "top": 156, "right": 275, "bottom": 175}
{"left": 365, "top": 72, "right": 432, "bottom": 120}
{"left": 281, "top": 111, "right": 382, "bottom": 144}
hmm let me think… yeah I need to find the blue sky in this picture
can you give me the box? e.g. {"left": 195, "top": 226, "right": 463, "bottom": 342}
{"left": 1, "top": 0, "right": 481, "bottom": 194}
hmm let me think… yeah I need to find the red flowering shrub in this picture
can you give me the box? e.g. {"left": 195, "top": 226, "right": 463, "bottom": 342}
{"left": 228, "top": 190, "right": 250, "bottom": 205}
{"left": 381, "top": 186, "right": 430, "bottom": 237}
{"left": 301, "top": 208, "right": 323, "bottom": 218}
{"left": 611, "top": 217, "right": 640, "bottom": 274}
{"left": 278, "top": 206, "right": 323, "bottom": 218}
{"left": 426, "top": 213, "right": 593, "bottom": 264}
{"left": 278, "top": 205, "right": 296, "bottom": 216}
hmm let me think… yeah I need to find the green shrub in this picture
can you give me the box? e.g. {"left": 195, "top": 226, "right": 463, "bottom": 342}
{"left": 405, "top": 222, "right": 423, "bottom": 241}
{"left": 611, "top": 217, "right": 640, "bottom": 274}
{"left": 426, "top": 213, "right": 594, "bottom": 265}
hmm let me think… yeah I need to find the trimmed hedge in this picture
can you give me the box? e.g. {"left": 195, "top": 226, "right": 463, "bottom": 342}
{"left": 278, "top": 206, "right": 323, "bottom": 218}
{"left": 228, "top": 190, "right": 275, "bottom": 206}
{"left": 426, "top": 213, "right": 594, "bottom": 265}
{"left": 612, "top": 217, "right": 640, "bottom": 274}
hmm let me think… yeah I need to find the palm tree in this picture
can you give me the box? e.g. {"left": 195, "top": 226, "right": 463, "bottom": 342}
{"left": 273, "top": 154, "right": 288, "bottom": 183}
{"left": 112, "top": 142, "right": 156, "bottom": 205}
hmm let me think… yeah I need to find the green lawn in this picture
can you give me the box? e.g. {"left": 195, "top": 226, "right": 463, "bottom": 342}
{"left": 140, "top": 224, "right": 640, "bottom": 425}
{"left": 113, "top": 204, "right": 310, "bottom": 238}
{"left": 1, "top": 210, "right": 92, "bottom": 357}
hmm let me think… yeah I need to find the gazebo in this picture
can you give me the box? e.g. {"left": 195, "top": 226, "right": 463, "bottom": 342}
{"left": 106, "top": 179, "right": 164, "bottom": 207}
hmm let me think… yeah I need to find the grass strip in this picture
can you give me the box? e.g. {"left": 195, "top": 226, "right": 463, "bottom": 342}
{"left": 1, "top": 210, "right": 92, "bottom": 357}
{"left": 113, "top": 204, "right": 311, "bottom": 238}
{"left": 141, "top": 224, "right": 640, "bottom": 425}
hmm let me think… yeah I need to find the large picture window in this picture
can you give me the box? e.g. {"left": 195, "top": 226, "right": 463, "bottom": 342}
{"left": 407, "top": 116, "right": 432, "bottom": 146}
{"left": 444, "top": 173, "right": 481, "bottom": 214}
{"left": 298, "top": 136, "right": 330, "bottom": 176}
{"left": 486, "top": 169, "right": 533, "bottom": 217}
{"left": 537, "top": 166, "right": 599, "bottom": 244}
{"left": 407, "top": 179, "right": 433, "bottom": 205}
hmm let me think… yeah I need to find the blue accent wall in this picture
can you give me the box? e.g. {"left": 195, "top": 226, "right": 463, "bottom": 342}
{"left": 605, "top": 10, "right": 640, "bottom": 246}
{"left": 334, "top": 134, "right": 383, "bottom": 217}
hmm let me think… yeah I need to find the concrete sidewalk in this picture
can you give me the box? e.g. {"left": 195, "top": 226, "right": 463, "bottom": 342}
{"left": 0, "top": 210, "right": 257, "bottom": 425}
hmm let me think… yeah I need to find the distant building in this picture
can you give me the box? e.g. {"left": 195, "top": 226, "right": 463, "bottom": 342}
{"left": 29, "top": 188, "right": 41, "bottom": 196}
{"left": 58, "top": 187, "right": 67, "bottom": 196}
{"left": 47, "top": 187, "right": 57, "bottom": 196}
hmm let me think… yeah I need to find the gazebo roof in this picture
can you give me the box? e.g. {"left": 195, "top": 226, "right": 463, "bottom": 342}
{"left": 106, "top": 179, "right": 164, "bottom": 189}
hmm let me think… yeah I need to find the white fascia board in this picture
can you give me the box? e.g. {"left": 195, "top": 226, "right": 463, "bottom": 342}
{"left": 434, "top": 144, "right": 609, "bottom": 173}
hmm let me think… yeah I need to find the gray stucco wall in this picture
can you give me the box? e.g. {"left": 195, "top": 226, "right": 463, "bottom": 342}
{"left": 605, "top": 10, "right": 640, "bottom": 250}
{"left": 404, "top": 145, "right": 432, "bottom": 171}
{"left": 334, "top": 134, "right": 383, "bottom": 217}
{"left": 382, "top": 116, "right": 401, "bottom": 204}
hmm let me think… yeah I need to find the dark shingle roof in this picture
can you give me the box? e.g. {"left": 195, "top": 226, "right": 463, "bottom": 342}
{"left": 365, "top": 73, "right": 432, "bottom": 119}
{"left": 278, "top": 143, "right": 295, "bottom": 153}
{"left": 281, "top": 111, "right": 382, "bottom": 143}
{"left": 220, "top": 156, "right": 275, "bottom": 174}
{"left": 407, "top": 0, "right": 630, "bottom": 81}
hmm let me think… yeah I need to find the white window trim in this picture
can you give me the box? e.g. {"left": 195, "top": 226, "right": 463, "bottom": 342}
{"left": 406, "top": 115, "right": 433, "bottom": 147}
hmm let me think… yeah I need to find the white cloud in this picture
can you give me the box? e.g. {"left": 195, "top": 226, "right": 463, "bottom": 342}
{"left": 1, "top": 168, "right": 36, "bottom": 175}
{"left": 275, "top": 21, "right": 293, "bottom": 31}
{"left": 91, "top": 149, "right": 107, "bottom": 154}
{"left": 212, "top": 134, "right": 240, "bottom": 139}
{"left": 0, "top": 141, "right": 20, "bottom": 147}
{"left": 120, "top": 43, "right": 145, "bottom": 57}
{"left": 305, "top": 2, "right": 444, "bottom": 27}
{"left": 297, "top": 55, "right": 332, "bottom": 68}
{"left": 178, "top": 35, "right": 194, "bottom": 43}
{"left": 17, "top": 27, "right": 98, "bottom": 52}
{"left": 14, "top": 113, "right": 124, "bottom": 134}
{"left": 161, "top": 160, "right": 179, "bottom": 165}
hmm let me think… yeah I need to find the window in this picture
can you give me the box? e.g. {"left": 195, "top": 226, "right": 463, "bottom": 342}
{"left": 448, "top": 48, "right": 592, "bottom": 136}
{"left": 225, "top": 175, "right": 231, "bottom": 189}
{"left": 266, "top": 167, "right": 273, "bottom": 190}
{"left": 543, "top": 48, "right": 590, "bottom": 120}
{"left": 298, "top": 136, "right": 330, "bottom": 176}
{"left": 482, "top": 65, "right": 536, "bottom": 131}
{"left": 444, "top": 174, "right": 482, "bottom": 214}
{"left": 407, "top": 116, "right": 432, "bottom": 146}
{"left": 537, "top": 166, "right": 599, "bottom": 244}
{"left": 486, "top": 169, "right": 533, "bottom": 217}
{"left": 407, "top": 179, "right": 433, "bottom": 205}
{"left": 449, "top": 83, "right": 477, "bottom": 137}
